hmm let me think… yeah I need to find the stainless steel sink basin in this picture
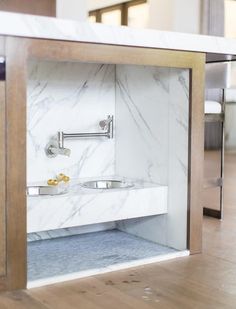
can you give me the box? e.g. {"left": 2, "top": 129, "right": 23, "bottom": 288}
{"left": 81, "top": 180, "right": 133, "bottom": 190}
{"left": 27, "top": 185, "right": 68, "bottom": 196}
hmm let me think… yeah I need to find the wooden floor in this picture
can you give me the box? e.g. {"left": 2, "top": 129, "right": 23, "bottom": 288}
{"left": 1, "top": 153, "right": 236, "bottom": 308}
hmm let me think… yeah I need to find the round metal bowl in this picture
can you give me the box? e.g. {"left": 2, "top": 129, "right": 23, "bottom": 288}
{"left": 81, "top": 180, "right": 134, "bottom": 190}
{"left": 27, "top": 185, "right": 68, "bottom": 196}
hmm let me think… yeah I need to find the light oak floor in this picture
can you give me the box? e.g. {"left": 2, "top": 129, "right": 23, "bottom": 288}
{"left": 1, "top": 153, "right": 236, "bottom": 308}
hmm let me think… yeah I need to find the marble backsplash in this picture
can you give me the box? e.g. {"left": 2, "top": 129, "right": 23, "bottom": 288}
{"left": 116, "top": 65, "right": 169, "bottom": 184}
{"left": 27, "top": 61, "right": 186, "bottom": 186}
{"left": 116, "top": 66, "right": 189, "bottom": 250}
{"left": 27, "top": 60, "right": 115, "bottom": 183}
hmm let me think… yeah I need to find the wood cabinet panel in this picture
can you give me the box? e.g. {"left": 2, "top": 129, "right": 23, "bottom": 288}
{"left": 4, "top": 37, "right": 27, "bottom": 290}
{"left": 0, "top": 0, "right": 56, "bottom": 17}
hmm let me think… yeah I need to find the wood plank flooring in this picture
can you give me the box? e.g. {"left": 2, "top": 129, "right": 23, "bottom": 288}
{"left": 1, "top": 153, "right": 236, "bottom": 308}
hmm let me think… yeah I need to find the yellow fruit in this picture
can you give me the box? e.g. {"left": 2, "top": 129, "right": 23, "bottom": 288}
{"left": 47, "top": 179, "right": 58, "bottom": 186}
{"left": 57, "top": 173, "right": 65, "bottom": 181}
{"left": 62, "top": 175, "right": 70, "bottom": 183}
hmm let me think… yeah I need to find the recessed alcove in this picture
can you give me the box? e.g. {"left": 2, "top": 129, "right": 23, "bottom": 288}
{"left": 26, "top": 58, "right": 190, "bottom": 287}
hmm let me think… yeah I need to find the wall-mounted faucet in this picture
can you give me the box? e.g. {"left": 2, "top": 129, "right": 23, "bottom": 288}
{"left": 45, "top": 133, "right": 71, "bottom": 158}
{"left": 45, "top": 115, "right": 114, "bottom": 158}
{"left": 99, "top": 116, "right": 113, "bottom": 131}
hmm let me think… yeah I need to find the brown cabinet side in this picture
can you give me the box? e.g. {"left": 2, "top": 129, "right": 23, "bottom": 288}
{"left": 0, "top": 37, "right": 27, "bottom": 291}
{"left": 0, "top": 0, "right": 56, "bottom": 17}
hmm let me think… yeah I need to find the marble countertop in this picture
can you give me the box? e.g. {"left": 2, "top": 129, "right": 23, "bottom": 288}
{"left": 0, "top": 11, "right": 236, "bottom": 55}
{"left": 27, "top": 176, "right": 165, "bottom": 198}
{"left": 27, "top": 176, "right": 168, "bottom": 233}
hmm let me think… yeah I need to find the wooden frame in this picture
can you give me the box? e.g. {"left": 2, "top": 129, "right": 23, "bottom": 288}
{"left": 89, "top": 0, "right": 147, "bottom": 25}
{"left": 0, "top": 36, "right": 205, "bottom": 291}
{"left": 0, "top": 0, "right": 56, "bottom": 17}
{"left": 0, "top": 37, "right": 28, "bottom": 291}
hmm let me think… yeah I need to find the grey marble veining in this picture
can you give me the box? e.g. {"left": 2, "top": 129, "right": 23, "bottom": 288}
{"left": 27, "top": 177, "right": 168, "bottom": 233}
{"left": 27, "top": 230, "right": 177, "bottom": 281}
{"left": 116, "top": 65, "right": 169, "bottom": 184}
{"left": 27, "top": 222, "right": 116, "bottom": 242}
{"left": 27, "top": 60, "right": 115, "bottom": 183}
{"left": 166, "top": 69, "right": 189, "bottom": 249}
{"left": 116, "top": 67, "right": 189, "bottom": 250}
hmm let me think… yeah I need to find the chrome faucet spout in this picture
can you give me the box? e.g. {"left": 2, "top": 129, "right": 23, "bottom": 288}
{"left": 45, "top": 134, "right": 71, "bottom": 158}
{"left": 45, "top": 115, "right": 114, "bottom": 158}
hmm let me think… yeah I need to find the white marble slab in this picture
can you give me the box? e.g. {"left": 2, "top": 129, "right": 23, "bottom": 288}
{"left": 166, "top": 68, "right": 189, "bottom": 250}
{"left": 0, "top": 11, "right": 236, "bottom": 55}
{"left": 27, "top": 60, "right": 115, "bottom": 182}
{"left": 27, "top": 177, "right": 168, "bottom": 233}
{"left": 115, "top": 65, "right": 169, "bottom": 184}
{"left": 27, "top": 222, "right": 116, "bottom": 242}
{"left": 116, "top": 68, "right": 189, "bottom": 250}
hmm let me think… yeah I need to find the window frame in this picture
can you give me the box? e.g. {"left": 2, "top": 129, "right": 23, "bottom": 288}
{"left": 88, "top": 0, "right": 147, "bottom": 26}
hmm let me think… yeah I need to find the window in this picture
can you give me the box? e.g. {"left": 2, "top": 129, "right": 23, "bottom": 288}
{"left": 88, "top": 0, "right": 148, "bottom": 28}
{"left": 101, "top": 6, "right": 122, "bottom": 26}
{"left": 225, "top": 0, "right": 236, "bottom": 38}
{"left": 127, "top": 2, "right": 148, "bottom": 28}
{"left": 88, "top": 14, "right": 96, "bottom": 23}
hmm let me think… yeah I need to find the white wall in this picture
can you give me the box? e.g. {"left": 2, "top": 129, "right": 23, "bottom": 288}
{"left": 149, "top": 0, "right": 201, "bottom": 33}
{"left": 173, "top": 0, "right": 201, "bottom": 33}
{"left": 57, "top": 0, "right": 201, "bottom": 33}
{"left": 57, "top": 0, "right": 87, "bottom": 21}
{"left": 148, "top": 0, "right": 173, "bottom": 31}
{"left": 89, "top": 0, "right": 201, "bottom": 34}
